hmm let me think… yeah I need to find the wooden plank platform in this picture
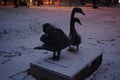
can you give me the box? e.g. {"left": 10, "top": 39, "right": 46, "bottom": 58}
{"left": 30, "top": 48, "right": 102, "bottom": 80}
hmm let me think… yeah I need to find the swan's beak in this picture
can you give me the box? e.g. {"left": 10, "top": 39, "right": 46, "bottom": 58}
{"left": 81, "top": 11, "right": 85, "bottom": 16}
{"left": 78, "top": 21, "right": 82, "bottom": 25}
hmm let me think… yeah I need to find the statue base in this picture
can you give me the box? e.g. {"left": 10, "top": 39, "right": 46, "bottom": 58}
{"left": 30, "top": 48, "right": 102, "bottom": 80}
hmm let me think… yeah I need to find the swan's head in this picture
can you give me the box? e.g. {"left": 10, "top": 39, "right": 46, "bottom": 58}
{"left": 73, "top": 7, "right": 85, "bottom": 16}
{"left": 73, "top": 17, "right": 82, "bottom": 25}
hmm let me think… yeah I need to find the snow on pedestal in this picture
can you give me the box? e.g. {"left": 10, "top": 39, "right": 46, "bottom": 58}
{"left": 30, "top": 48, "right": 102, "bottom": 80}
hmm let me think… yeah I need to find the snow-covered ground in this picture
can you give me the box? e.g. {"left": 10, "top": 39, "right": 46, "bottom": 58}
{"left": 0, "top": 6, "right": 120, "bottom": 80}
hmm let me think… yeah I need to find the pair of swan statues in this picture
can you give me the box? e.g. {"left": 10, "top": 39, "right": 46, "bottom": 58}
{"left": 34, "top": 7, "right": 85, "bottom": 61}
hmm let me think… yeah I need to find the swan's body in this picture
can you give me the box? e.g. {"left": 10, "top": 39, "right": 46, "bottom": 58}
{"left": 40, "top": 23, "right": 69, "bottom": 52}
{"left": 34, "top": 23, "right": 69, "bottom": 60}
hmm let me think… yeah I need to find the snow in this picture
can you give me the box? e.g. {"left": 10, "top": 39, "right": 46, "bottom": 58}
{"left": 0, "top": 6, "right": 120, "bottom": 80}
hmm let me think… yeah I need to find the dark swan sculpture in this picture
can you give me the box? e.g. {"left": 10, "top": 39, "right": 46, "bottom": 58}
{"left": 34, "top": 7, "right": 85, "bottom": 61}
{"left": 69, "top": 7, "right": 85, "bottom": 51}
{"left": 34, "top": 23, "right": 69, "bottom": 60}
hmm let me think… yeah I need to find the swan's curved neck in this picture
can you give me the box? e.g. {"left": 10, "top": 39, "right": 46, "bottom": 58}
{"left": 69, "top": 11, "right": 77, "bottom": 35}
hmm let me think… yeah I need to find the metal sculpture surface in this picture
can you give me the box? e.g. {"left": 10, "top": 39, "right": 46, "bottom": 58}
{"left": 34, "top": 7, "right": 85, "bottom": 61}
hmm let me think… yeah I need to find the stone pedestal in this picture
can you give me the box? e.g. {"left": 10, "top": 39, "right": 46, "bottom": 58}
{"left": 30, "top": 48, "right": 102, "bottom": 80}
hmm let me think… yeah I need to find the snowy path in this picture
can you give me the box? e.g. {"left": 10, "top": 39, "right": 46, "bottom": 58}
{"left": 0, "top": 6, "right": 120, "bottom": 80}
